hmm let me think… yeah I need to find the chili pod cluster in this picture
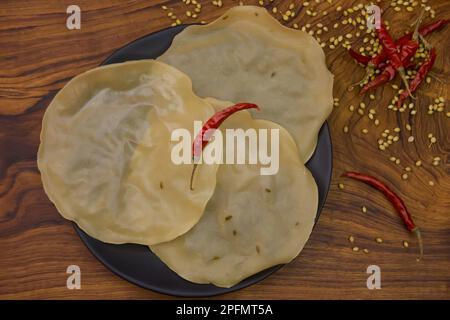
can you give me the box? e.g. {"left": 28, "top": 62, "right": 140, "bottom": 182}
{"left": 348, "top": 15, "right": 448, "bottom": 102}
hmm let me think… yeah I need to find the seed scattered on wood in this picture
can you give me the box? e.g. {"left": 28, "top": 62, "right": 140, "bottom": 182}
{"left": 352, "top": 246, "right": 359, "bottom": 252}
{"left": 408, "top": 136, "right": 415, "bottom": 143}
{"left": 428, "top": 134, "right": 437, "bottom": 147}
{"left": 338, "top": 183, "right": 345, "bottom": 189}
{"left": 375, "top": 237, "right": 383, "bottom": 244}
{"left": 402, "top": 173, "right": 409, "bottom": 180}
{"left": 428, "top": 180, "right": 435, "bottom": 186}
{"left": 343, "top": 125, "right": 349, "bottom": 133}
{"left": 363, "top": 248, "right": 369, "bottom": 254}
{"left": 348, "top": 235, "right": 355, "bottom": 243}
{"left": 403, "top": 240, "right": 409, "bottom": 248}
{"left": 362, "top": 206, "right": 367, "bottom": 213}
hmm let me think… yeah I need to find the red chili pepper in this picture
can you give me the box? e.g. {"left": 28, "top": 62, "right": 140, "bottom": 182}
{"left": 397, "top": 47, "right": 437, "bottom": 107}
{"left": 348, "top": 20, "right": 448, "bottom": 67}
{"left": 360, "top": 40, "right": 419, "bottom": 95}
{"left": 343, "top": 172, "right": 423, "bottom": 260}
{"left": 414, "top": 19, "right": 448, "bottom": 37}
{"left": 376, "top": 23, "right": 413, "bottom": 96}
{"left": 190, "top": 103, "right": 259, "bottom": 190}
{"left": 348, "top": 19, "right": 447, "bottom": 92}
{"left": 348, "top": 49, "right": 371, "bottom": 65}
{"left": 358, "top": 68, "right": 393, "bottom": 95}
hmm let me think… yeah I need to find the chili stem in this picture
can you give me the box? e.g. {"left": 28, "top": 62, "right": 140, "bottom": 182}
{"left": 189, "top": 164, "right": 198, "bottom": 191}
{"left": 348, "top": 66, "right": 374, "bottom": 91}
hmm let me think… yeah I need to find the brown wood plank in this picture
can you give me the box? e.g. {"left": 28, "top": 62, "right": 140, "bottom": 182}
{"left": 0, "top": 0, "right": 449, "bottom": 299}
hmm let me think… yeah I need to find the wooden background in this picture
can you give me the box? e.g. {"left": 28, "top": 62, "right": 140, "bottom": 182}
{"left": 0, "top": 0, "right": 449, "bottom": 299}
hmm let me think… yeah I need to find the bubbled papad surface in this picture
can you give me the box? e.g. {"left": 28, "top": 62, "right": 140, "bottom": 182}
{"left": 159, "top": 5, "right": 334, "bottom": 162}
{"left": 151, "top": 98, "right": 318, "bottom": 288}
{"left": 38, "top": 60, "right": 219, "bottom": 245}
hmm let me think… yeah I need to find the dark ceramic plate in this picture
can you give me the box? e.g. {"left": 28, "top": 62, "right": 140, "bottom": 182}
{"left": 75, "top": 25, "right": 333, "bottom": 297}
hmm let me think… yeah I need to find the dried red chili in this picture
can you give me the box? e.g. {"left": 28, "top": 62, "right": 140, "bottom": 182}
{"left": 343, "top": 171, "right": 423, "bottom": 260}
{"left": 190, "top": 103, "right": 259, "bottom": 190}
{"left": 360, "top": 40, "right": 418, "bottom": 95}
{"left": 348, "top": 19, "right": 448, "bottom": 68}
{"left": 348, "top": 48, "right": 371, "bottom": 65}
{"left": 348, "top": 25, "right": 412, "bottom": 92}
{"left": 376, "top": 23, "right": 413, "bottom": 96}
{"left": 397, "top": 47, "right": 437, "bottom": 107}
{"left": 413, "top": 19, "right": 448, "bottom": 38}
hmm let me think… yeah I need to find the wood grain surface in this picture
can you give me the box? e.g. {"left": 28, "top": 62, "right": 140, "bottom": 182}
{"left": 0, "top": 0, "right": 449, "bottom": 299}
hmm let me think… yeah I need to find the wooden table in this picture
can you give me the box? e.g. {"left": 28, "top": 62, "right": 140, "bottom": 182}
{"left": 1, "top": 0, "right": 449, "bottom": 299}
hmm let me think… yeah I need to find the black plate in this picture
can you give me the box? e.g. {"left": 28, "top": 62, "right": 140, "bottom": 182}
{"left": 75, "top": 25, "right": 333, "bottom": 297}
